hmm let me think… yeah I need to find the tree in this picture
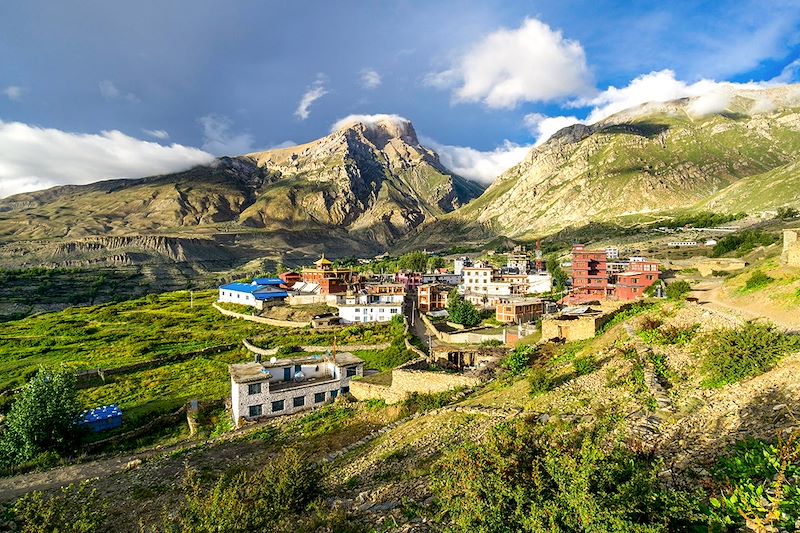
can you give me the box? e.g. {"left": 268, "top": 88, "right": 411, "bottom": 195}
{"left": 398, "top": 251, "right": 428, "bottom": 273}
{"left": 775, "top": 206, "right": 799, "bottom": 220}
{"left": 546, "top": 254, "right": 568, "bottom": 292}
{"left": 447, "top": 289, "right": 481, "bottom": 327}
{"left": 426, "top": 256, "right": 446, "bottom": 273}
{"left": 0, "top": 367, "right": 82, "bottom": 467}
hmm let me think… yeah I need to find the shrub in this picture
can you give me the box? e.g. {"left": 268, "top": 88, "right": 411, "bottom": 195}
{"left": 431, "top": 420, "right": 705, "bottom": 531}
{"left": 665, "top": 281, "right": 692, "bottom": 300}
{"left": 775, "top": 206, "right": 799, "bottom": 219}
{"left": 707, "top": 435, "right": 800, "bottom": 530}
{"left": 275, "top": 345, "right": 302, "bottom": 357}
{"left": 711, "top": 231, "right": 780, "bottom": 257}
{"left": 528, "top": 367, "right": 552, "bottom": 396}
{"left": 638, "top": 315, "right": 663, "bottom": 332}
{"left": 742, "top": 270, "right": 774, "bottom": 292}
{"left": 165, "top": 449, "right": 322, "bottom": 532}
{"left": 502, "top": 345, "right": 534, "bottom": 375}
{"left": 639, "top": 324, "right": 699, "bottom": 346}
{"left": 573, "top": 354, "right": 598, "bottom": 376}
{"left": 12, "top": 482, "right": 106, "bottom": 533}
{"left": 702, "top": 322, "right": 799, "bottom": 388}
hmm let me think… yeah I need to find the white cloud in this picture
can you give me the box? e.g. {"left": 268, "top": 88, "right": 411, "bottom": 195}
{"left": 426, "top": 17, "right": 592, "bottom": 109}
{"left": 360, "top": 69, "right": 381, "bottom": 89}
{"left": 198, "top": 114, "right": 255, "bottom": 155}
{"left": 421, "top": 136, "right": 531, "bottom": 184}
{"left": 571, "top": 69, "right": 765, "bottom": 124}
{"left": 265, "top": 140, "right": 297, "bottom": 150}
{"left": 295, "top": 75, "right": 328, "bottom": 120}
{"left": 523, "top": 113, "right": 582, "bottom": 145}
{"left": 330, "top": 113, "right": 411, "bottom": 133}
{"left": 771, "top": 58, "right": 800, "bottom": 83}
{"left": 686, "top": 91, "right": 733, "bottom": 118}
{"left": 98, "top": 80, "right": 139, "bottom": 103}
{"left": 3, "top": 86, "right": 23, "bottom": 101}
{"left": 143, "top": 129, "right": 170, "bottom": 140}
{"left": 0, "top": 119, "right": 214, "bottom": 198}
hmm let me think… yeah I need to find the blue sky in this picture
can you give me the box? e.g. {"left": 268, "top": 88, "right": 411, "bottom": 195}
{"left": 1, "top": 0, "right": 800, "bottom": 195}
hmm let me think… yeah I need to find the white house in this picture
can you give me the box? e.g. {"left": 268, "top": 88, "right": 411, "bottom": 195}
{"left": 338, "top": 302, "right": 402, "bottom": 323}
{"left": 462, "top": 265, "right": 493, "bottom": 292}
{"left": 526, "top": 272, "right": 553, "bottom": 294}
{"left": 421, "top": 272, "right": 462, "bottom": 285}
{"left": 218, "top": 280, "right": 288, "bottom": 310}
{"left": 667, "top": 241, "right": 698, "bottom": 248}
{"left": 604, "top": 247, "right": 620, "bottom": 260}
{"left": 229, "top": 352, "right": 364, "bottom": 425}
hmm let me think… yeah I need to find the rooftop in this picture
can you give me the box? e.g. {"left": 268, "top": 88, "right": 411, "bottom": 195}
{"left": 229, "top": 352, "right": 363, "bottom": 383}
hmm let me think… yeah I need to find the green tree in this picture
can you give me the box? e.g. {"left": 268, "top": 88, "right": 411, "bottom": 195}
{"left": 447, "top": 290, "right": 480, "bottom": 327}
{"left": 0, "top": 367, "right": 82, "bottom": 467}
{"left": 398, "top": 251, "right": 428, "bottom": 273}
{"left": 546, "top": 254, "right": 569, "bottom": 292}
{"left": 426, "top": 255, "right": 446, "bottom": 273}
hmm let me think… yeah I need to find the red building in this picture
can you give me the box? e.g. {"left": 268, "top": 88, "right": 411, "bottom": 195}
{"left": 301, "top": 255, "right": 355, "bottom": 295}
{"left": 395, "top": 271, "right": 423, "bottom": 292}
{"left": 278, "top": 271, "right": 301, "bottom": 288}
{"left": 613, "top": 261, "right": 659, "bottom": 300}
{"left": 570, "top": 244, "right": 608, "bottom": 302}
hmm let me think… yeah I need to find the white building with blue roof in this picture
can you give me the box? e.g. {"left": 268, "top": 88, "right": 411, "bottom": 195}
{"left": 218, "top": 279, "right": 289, "bottom": 310}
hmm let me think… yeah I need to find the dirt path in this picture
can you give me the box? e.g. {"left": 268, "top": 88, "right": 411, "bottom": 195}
{"left": 691, "top": 280, "right": 800, "bottom": 332}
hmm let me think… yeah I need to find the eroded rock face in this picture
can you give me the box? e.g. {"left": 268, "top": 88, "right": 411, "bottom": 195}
{"left": 0, "top": 119, "right": 483, "bottom": 252}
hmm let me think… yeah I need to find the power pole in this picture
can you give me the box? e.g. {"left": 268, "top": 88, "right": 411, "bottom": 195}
{"left": 190, "top": 290, "right": 194, "bottom": 309}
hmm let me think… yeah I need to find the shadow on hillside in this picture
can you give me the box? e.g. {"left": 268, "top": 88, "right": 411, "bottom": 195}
{"left": 596, "top": 122, "right": 670, "bottom": 139}
{"left": 659, "top": 385, "right": 797, "bottom": 488}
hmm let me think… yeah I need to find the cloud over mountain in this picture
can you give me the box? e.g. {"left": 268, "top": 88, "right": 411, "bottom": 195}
{"left": 0, "top": 120, "right": 214, "bottom": 198}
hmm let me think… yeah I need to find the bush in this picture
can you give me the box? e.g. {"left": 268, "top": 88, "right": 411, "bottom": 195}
{"left": 573, "top": 354, "right": 598, "bottom": 376}
{"left": 164, "top": 449, "right": 322, "bottom": 532}
{"left": 639, "top": 324, "right": 699, "bottom": 346}
{"left": 12, "top": 482, "right": 106, "bottom": 533}
{"left": 742, "top": 270, "right": 774, "bottom": 291}
{"left": 711, "top": 231, "right": 780, "bottom": 257}
{"left": 707, "top": 436, "right": 800, "bottom": 530}
{"left": 501, "top": 345, "right": 534, "bottom": 375}
{"left": 775, "top": 206, "right": 799, "bottom": 219}
{"left": 702, "top": 322, "right": 799, "bottom": 388}
{"left": 528, "top": 368, "right": 552, "bottom": 396}
{"left": 665, "top": 281, "right": 692, "bottom": 300}
{"left": 431, "top": 420, "right": 705, "bottom": 531}
{"left": 275, "top": 345, "right": 303, "bottom": 357}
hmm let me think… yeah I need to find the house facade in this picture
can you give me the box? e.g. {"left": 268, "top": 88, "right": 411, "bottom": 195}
{"left": 229, "top": 353, "right": 364, "bottom": 425}
{"left": 218, "top": 282, "right": 289, "bottom": 310}
{"left": 418, "top": 283, "right": 450, "bottom": 312}
{"left": 495, "top": 297, "right": 545, "bottom": 324}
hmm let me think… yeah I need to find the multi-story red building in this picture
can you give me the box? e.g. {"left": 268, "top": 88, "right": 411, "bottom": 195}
{"left": 570, "top": 244, "right": 608, "bottom": 302}
{"left": 613, "top": 261, "right": 660, "bottom": 300}
{"left": 418, "top": 283, "right": 450, "bottom": 312}
{"left": 301, "top": 255, "right": 355, "bottom": 295}
{"left": 568, "top": 245, "right": 660, "bottom": 302}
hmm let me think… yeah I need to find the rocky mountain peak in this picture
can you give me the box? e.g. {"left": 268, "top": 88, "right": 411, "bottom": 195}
{"left": 335, "top": 116, "right": 419, "bottom": 148}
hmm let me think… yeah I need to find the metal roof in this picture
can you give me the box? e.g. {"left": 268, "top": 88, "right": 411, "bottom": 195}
{"left": 219, "top": 283, "right": 288, "bottom": 300}
{"left": 253, "top": 278, "right": 284, "bottom": 286}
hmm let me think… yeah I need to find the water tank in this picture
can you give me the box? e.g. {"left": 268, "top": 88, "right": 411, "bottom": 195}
{"left": 293, "top": 371, "right": 305, "bottom": 382}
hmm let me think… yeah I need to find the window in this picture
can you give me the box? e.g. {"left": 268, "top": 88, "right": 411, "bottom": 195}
{"left": 314, "top": 392, "right": 326, "bottom": 403}
{"left": 331, "top": 389, "right": 338, "bottom": 399}
{"left": 271, "top": 400, "right": 284, "bottom": 412}
{"left": 248, "top": 404, "right": 262, "bottom": 417}
{"left": 248, "top": 383, "right": 261, "bottom": 395}
{"left": 346, "top": 367, "right": 357, "bottom": 377}
{"left": 294, "top": 364, "right": 301, "bottom": 373}
{"left": 341, "top": 386, "right": 349, "bottom": 394}
{"left": 391, "top": 308, "right": 398, "bottom": 314}
{"left": 293, "top": 396, "right": 305, "bottom": 408}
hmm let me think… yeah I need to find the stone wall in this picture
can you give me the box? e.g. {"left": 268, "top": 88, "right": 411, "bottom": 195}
{"left": 242, "top": 338, "right": 391, "bottom": 357}
{"left": 349, "top": 359, "right": 481, "bottom": 404}
{"left": 419, "top": 313, "right": 504, "bottom": 344}
{"left": 212, "top": 303, "right": 309, "bottom": 328}
{"left": 542, "top": 314, "right": 603, "bottom": 342}
{"left": 783, "top": 229, "right": 800, "bottom": 267}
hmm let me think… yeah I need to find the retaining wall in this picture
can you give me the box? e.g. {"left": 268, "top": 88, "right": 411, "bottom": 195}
{"left": 242, "top": 338, "right": 391, "bottom": 357}
{"left": 212, "top": 303, "right": 309, "bottom": 328}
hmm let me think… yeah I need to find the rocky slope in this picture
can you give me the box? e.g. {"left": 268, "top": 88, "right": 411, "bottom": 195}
{"left": 0, "top": 118, "right": 483, "bottom": 260}
{"left": 452, "top": 85, "right": 800, "bottom": 239}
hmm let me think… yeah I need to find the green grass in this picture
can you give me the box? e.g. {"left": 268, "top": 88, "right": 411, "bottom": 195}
{"left": 0, "top": 291, "right": 409, "bottom": 433}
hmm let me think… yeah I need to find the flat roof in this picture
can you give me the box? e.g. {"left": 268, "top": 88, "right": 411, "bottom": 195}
{"left": 229, "top": 352, "right": 363, "bottom": 383}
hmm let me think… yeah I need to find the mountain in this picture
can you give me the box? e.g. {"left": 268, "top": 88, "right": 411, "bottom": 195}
{"left": 447, "top": 85, "right": 800, "bottom": 239}
{"left": 0, "top": 118, "right": 484, "bottom": 270}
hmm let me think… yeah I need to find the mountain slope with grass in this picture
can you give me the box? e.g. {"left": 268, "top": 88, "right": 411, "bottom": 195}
{"left": 439, "top": 85, "right": 800, "bottom": 241}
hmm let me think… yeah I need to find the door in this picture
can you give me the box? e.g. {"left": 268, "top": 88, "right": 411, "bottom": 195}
{"left": 284, "top": 367, "right": 291, "bottom": 381}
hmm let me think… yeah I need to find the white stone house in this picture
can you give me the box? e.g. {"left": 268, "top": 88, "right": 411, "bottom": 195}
{"left": 218, "top": 282, "right": 288, "bottom": 310}
{"left": 229, "top": 352, "right": 364, "bottom": 425}
{"left": 336, "top": 291, "right": 403, "bottom": 323}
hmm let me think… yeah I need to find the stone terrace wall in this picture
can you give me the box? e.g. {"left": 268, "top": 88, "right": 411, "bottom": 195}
{"left": 350, "top": 359, "right": 481, "bottom": 404}
{"left": 212, "top": 303, "right": 309, "bottom": 328}
{"left": 783, "top": 229, "right": 800, "bottom": 267}
{"left": 242, "top": 338, "right": 391, "bottom": 357}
